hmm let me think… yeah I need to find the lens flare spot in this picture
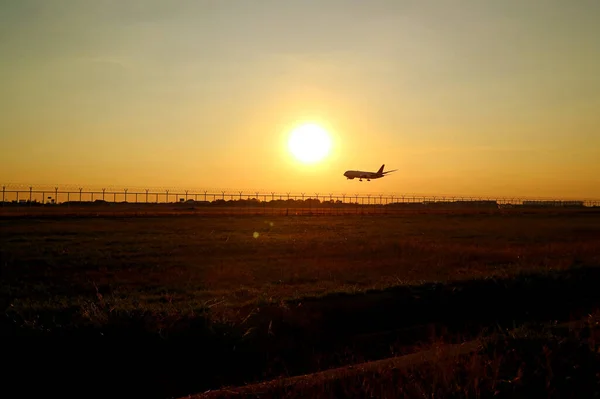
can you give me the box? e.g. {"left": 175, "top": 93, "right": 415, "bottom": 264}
{"left": 253, "top": 232, "right": 260, "bottom": 239}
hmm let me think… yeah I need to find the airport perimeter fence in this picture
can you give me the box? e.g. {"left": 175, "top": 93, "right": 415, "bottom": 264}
{"left": 1, "top": 185, "right": 599, "bottom": 216}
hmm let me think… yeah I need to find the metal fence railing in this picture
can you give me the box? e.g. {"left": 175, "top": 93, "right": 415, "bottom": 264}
{"left": 1, "top": 185, "right": 599, "bottom": 208}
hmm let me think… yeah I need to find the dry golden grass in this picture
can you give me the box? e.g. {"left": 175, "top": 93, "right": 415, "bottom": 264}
{"left": 3, "top": 211, "right": 600, "bottom": 399}
{"left": 3, "top": 212, "right": 600, "bottom": 320}
{"left": 194, "top": 314, "right": 600, "bottom": 399}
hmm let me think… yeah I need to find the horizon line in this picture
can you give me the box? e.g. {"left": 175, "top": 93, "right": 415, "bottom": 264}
{"left": 1, "top": 182, "right": 599, "bottom": 202}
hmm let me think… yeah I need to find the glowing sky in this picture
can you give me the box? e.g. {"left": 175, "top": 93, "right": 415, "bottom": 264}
{"left": 1, "top": 0, "right": 599, "bottom": 198}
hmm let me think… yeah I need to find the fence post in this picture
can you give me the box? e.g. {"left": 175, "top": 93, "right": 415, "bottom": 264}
{"left": 185, "top": 190, "right": 189, "bottom": 201}
{"left": 1, "top": 185, "right": 4, "bottom": 206}
{"left": 124, "top": 188, "right": 128, "bottom": 203}
{"left": 166, "top": 190, "right": 169, "bottom": 203}
{"left": 29, "top": 186, "right": 33, "bottom": 205}
{"left": 102, "top": 188, "right": 106, "bottom": 201}
{"left": 222, "top": 191, "right": 225, "bottom": 200}
{"left": 79, "top": 188, "right": 83, "bottom": 202}
{"left": 54, "top": 187, "right": 58, "bottom": 204}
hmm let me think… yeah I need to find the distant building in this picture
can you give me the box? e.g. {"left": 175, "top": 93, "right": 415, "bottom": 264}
{"left": 522, "top": 200, "right": 584, "bottom": 207}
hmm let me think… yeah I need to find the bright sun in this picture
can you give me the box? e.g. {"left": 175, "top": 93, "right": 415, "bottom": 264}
{"left": 287, "top": 123, "right": 332, "bottom": 164}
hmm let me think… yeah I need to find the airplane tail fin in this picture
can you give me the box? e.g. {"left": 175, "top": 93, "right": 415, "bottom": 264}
{"left": 377, "top": 164, "right": 385, "bottom": 174}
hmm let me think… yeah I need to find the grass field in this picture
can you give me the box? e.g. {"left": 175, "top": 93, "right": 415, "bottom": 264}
{"left": 196, "top": 315, "right": 600, "bottom": 399}
{"left": 2, "top": 208, "right": 600, "bottom": 398}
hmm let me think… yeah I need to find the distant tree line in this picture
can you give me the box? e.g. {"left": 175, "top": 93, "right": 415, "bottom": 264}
{"left": 2, "top": 197, "right": 591, "bottom": 208}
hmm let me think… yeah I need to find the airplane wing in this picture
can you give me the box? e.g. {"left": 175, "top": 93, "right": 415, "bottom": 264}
{"left": 382, "top": 169, "right": 398, "bottom": 174}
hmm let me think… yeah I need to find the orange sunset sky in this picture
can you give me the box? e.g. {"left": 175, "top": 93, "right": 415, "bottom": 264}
{"left": 1, "top": 1, "right": 599, "bottom": 199}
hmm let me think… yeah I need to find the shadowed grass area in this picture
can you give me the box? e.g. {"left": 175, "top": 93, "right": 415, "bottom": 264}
{"left": 4, "top": 266, "right": 600, "bottom": 399}
{"left": 196, "top": 317, "right": 600, "bottom": 399}
{"left": 2, "top": 212, "right": 600, "bottom": 398}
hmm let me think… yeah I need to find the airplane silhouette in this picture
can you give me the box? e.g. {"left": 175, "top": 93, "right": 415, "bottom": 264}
{"left": 343, "top": 164, "right": 398, "bottom": 181}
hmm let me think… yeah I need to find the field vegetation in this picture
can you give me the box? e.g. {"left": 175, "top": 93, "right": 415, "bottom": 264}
{"left": 2, "top": 207, "right": 600, "bottom": 398}
{"left": 196, "top": 315, "right": 600, "bottom": 399}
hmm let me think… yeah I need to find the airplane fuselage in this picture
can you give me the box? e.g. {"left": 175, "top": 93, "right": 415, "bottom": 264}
{"left": 343, "top": 164, "right": 397, "bottom": 181}
{"left": 343, "top": 170, "right": 384, "bottom": 181}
